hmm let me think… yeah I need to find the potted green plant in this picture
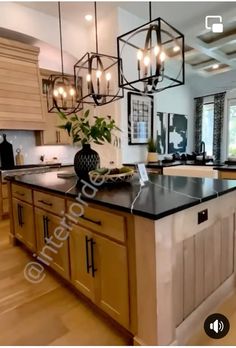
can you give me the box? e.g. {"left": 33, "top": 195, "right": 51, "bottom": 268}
{"left": 147, "top": 138, "right": 158, "bottom": 162}
{"left": 58, "top": 109, "right": 120, "bottom": 179}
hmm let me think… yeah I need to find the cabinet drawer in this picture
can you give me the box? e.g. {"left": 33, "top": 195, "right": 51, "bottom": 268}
{"left": 34, "top": 190, "right": 65, "bottom": 215}
{"left": 12, "top": 184, "right": 32, "bottom": 203}
{"left": 67, "top": 202, "right": 126, "bottom": 243}
{"left": 2, "top": 184, "right": 8, "bottom": 198}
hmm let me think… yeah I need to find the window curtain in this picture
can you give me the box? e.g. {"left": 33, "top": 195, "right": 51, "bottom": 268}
{"left": 194, "top": 97, "right": 203, "bottom": 152}
{"left": 213, "top": 92, "right": 226, "bottom": 161}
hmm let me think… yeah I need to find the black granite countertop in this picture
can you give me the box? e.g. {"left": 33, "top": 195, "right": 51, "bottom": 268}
{"left": 6, "top": 171, "right": 236, "bottom": 220}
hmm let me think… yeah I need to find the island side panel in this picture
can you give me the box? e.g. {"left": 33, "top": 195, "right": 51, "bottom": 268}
{"left": 133, "top": 217, "right": 158, "bottom": 346}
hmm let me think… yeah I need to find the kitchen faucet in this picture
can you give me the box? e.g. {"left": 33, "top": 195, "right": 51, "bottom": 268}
{"left": 200, "top": 141, "right": 206, "bottom": 162}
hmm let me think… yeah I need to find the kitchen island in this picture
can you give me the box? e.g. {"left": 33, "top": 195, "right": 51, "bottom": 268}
{"left": 6, "top": 172, "right": 236, "bottom": 345}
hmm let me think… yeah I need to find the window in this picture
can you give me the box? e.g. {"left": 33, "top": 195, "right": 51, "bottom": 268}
{"left": 228, "top": 99, "right": 236, "bottom": 157}
{"left": 202, "top": 103, "right": 214, "bottom": 156}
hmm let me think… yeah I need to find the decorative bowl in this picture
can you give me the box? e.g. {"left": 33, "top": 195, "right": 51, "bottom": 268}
{"left": 89, "top": 168, "right": 134, "bottom": 184}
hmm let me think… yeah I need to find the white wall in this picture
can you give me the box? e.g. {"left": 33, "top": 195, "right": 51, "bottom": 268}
{"left": 117, "top": 8, "right": 195, "bottom": 164}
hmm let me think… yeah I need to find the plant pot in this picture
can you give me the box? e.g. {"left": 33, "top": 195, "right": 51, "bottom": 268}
{"left": 147, "top": 152, "right": 158, "bottom": 163}
{"left": 74, "top": 144, "right": 100, "bottom": 179}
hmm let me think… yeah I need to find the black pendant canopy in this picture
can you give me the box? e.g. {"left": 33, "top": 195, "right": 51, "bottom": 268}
{"left": 117, "top": 2, "right": 185, "bottom": 94}
{"left": 74, "top": 2, "right": 123, "bottom": 106}
{"left": 47, "top": 2, "right": 82, "bottom": 115}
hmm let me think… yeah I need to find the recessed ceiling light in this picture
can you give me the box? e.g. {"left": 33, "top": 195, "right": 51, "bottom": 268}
{"left": 85, "top": 14, "right": 93, "bottom": 22}
{"left": 173, "top": 46, "right": 180, "bottom": 52}
{"left": 212, "top": 63, "right": 219, "bottom": 69}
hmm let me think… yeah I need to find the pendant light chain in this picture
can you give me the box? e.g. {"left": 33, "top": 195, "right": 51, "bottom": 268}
{"left": 94, "top": 2, "right": 99, "bottom": 54}
{"left": 58, "top": 1, "right": 64, "bottom": 76}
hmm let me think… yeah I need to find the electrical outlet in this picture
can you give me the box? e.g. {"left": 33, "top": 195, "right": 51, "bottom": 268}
{"left": 198, "top": 209, "right": 208, "bottom": 224}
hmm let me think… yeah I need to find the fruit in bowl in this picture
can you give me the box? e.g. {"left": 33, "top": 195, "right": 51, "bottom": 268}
{"left": 89, "top": 166, "right": 134, "bottom": 184}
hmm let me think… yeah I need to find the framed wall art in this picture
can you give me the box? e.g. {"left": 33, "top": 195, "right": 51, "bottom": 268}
{"left": 128, "top": 92, "right": 153, "bottom": 145}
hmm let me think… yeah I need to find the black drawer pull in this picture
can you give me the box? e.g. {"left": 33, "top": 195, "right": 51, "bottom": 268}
{"left": 80, "top": 215, "right": 101, "bottom": 226}
{"left": 38, "top": 199, "right": 53, "bottom": 207}
{"left": 15, "top": 191, "right": 25, "bottom": 197}
{"left": 85, "top": 236, "right": 91, "bottom": 274}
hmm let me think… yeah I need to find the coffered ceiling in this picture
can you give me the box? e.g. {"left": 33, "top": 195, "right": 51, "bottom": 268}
{"left": 16, "top": 1, "right": 236, "bottom": 80}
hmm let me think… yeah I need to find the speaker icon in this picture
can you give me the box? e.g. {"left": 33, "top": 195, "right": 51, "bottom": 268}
{"left": 210, "top": 319, "right": 224, "bottom": 333}
{"left": 204, "top": 313, "right": 230, "bottom": 339}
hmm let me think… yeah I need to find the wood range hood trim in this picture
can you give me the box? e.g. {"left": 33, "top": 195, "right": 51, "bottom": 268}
{"left": 0, "top": 36, "right": 45, "bottom": 130}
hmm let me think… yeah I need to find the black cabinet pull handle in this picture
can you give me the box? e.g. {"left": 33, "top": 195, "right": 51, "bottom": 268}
{"left": 90, "top": 238, "right": 97, "bottom": 277}
{"left": 15, "top": 191, "right": 25, "bottom": 197}
{"left": 17, "top": 204, "right": 24, "bottom": 227}
{"left": 38, "top": 200, "right": 53, "bottom": 207}
{"left": 43, "top": 216, "right": 50, "bottom": 242}
{"left": 80, "top": 215, "right": 101, "bottom": 226}
{"left": 85, "top": 236, "right": 91, "bottom": 274}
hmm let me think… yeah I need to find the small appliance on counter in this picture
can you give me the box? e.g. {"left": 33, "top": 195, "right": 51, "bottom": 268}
{"left": 0, "top": 134, "right": 14, "bottom": 169}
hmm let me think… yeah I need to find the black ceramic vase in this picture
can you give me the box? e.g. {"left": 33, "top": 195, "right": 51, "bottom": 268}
{"left": 74, "top": 144, "right": 100, "bottom": 179}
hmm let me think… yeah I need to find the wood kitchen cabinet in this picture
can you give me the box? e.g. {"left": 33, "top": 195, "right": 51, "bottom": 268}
{"left": 70, "top": 224, "right": 129, "bottom": 328}
{"left": 12, "top": 198, "right": 36, "bottom": 251}
{"left": 35, "top": 68, "right": 71, "bottom": 146}
{"left": 218, "top": 170, "right": 236, "bottom": 179}
{"left": 35, "top": 207, "right": 70, "bottom": 280}
{"left": 0, "top": 182, "right": 9, "bottom": 219}
{"left": 0, "top": 37, "right": 45, "bottom": 130}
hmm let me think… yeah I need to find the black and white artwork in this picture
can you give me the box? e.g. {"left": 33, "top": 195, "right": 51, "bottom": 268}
{"left": 168, "top": 113, "right": 188, "bottom": 153}
{"left": 128, "top": 92, "right": 153, "bottom": 145}
{"left": 156, "top": 112, "right": 168, "bottom": 154}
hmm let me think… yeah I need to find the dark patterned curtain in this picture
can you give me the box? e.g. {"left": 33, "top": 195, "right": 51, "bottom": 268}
{"left": 213, "top": 92, "right": 226, "bottom": 161}
{"left": 194, "top": 97, "right": 203, "bottom": 152}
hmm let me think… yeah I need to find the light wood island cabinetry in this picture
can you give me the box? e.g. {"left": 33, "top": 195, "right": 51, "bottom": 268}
{"left": 7, "top": 176, "right": 236, "bottom": 346}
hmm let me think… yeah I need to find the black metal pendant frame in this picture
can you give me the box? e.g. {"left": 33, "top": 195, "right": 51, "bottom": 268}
{"left": 74, "top": 52, "right": 123, "bottom": 106}
{"left": 47, "top": 74, "right": 83, "bottom": 115}
{"left": 74, "top": 2, "right": 123, "bottom": 107}
{"left": 117, "top": 17, "right": 185, "bottom": 94}
{"left": 47, "top": 2, "right": 81, "bottom": 115}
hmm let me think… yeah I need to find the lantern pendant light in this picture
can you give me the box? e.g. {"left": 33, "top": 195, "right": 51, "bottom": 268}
{"left": 74, "top": 2, "right": 123, "bottom": 106}
{"left": 117, "top": 1, "right": 185, "bottom": 94}
{"left": 47, "top": 2, "right": 82, "bottom": 115}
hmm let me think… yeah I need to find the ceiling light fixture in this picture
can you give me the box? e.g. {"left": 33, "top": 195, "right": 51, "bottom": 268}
{"left": 74, "top": 2, "right": 123, "bottom": 106}
{"left": 47, "top": 2, "right": 82, "bottom": 115}
{"left": 117, "top": 2, "right": 185, "bottom": 94}
{"left": 212, "top": 63, "right": 219, "bottom": 69}
{"left": 85, "top": 14, "right": 93, "bottom": 22}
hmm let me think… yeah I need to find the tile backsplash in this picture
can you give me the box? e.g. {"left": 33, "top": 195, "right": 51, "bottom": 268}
{"left": 0, "top": 131, "right": 78, "bottom": 166}
{"left": 0, "top": 130, "right": 119, "bottom": 167}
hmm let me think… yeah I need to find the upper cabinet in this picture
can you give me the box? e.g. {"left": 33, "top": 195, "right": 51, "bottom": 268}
{"left": 35, "top": 68, "right": 71, "bottom": 146}
{"left": 0, "top": 37, "right": 45, "bottom": 130}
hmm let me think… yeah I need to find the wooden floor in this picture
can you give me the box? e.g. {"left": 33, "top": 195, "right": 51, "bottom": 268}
{"left": 0, "top": 220, "right": 131, "bottom": 346}
{"left": 187, "top": 290, "right": 236, "bottom": 346}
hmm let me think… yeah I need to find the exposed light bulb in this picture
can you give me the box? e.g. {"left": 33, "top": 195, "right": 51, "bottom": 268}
{"left": 144, "top": 55, "right": 150, "bottom": 66}
{"left": 173, "top": 46, "right": 180, "bottom": 52}
{"left": 137, "top": 50, "right": 143, "bottom": 60}
{"left": 69, "top": 88, "right": 75, "bottom": 96}
{"left": 62, "top": 91, "right": 67, "bottom": 98}
{"left": 212, "top": 63, "right": 219, "bottom": 69}
{"left": 106, "top": 72, "right": 111, "bottom": 81}
{"left": 86, "top": 74, "right": 91, "bottom": 82}
{"left": 85, "top": 14, "right": 93, "bottom": 22}
{"left": 160, "top": 52, "right": 166, "bottom": 62}
{"left": 58, "top": 86, "right": 64, "bottom": 95}
{"left": 154, "top": 46, "right": 160, "bottom": 56}
{"left": 53, "top": 89, "right": 59, "bottom": 97}
{"left": 96, "top": 70, "right": 102, "bottom": 79}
